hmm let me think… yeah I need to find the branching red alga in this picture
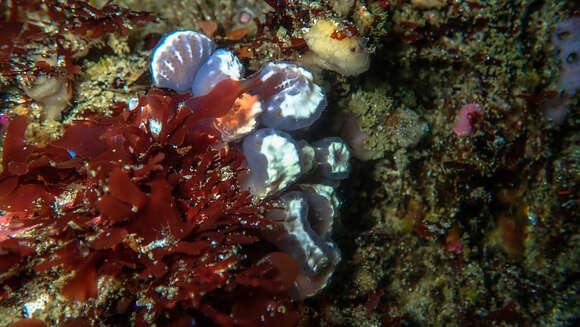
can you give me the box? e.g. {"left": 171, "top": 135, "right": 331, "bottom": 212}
{"left": 0, "top": 87, "right": 300, "bottom": 327}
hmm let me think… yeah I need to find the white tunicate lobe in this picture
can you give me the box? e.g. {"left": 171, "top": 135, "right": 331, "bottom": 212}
{"left": 264, "top": 191, "right": 341, "bottom": 299}
{"left": 313, "top": 137, "right": 351, "bottom": 180}
{"left": 242, "top": 128, "right": 302, "bottom": 198}
{"left": 259, "top": 62, "right": 326, "bottom": 131}
{"left": 191, "top": 49, "right": 244, "bottom": 96}
{"left": 151, "top": 30, "right": 215, "bottom": 93}
{"left": 148, "top": 30, "right": 352, "bottom": 300}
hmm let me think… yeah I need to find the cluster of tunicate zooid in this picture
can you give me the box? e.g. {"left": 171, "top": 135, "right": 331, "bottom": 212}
{"left": 151, "top": 30, "right": 351, "bottom": 298}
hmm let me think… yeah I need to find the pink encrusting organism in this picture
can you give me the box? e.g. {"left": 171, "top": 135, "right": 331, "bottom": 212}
{"left": 453, "top": 103, "right": 483, "bottom": 136}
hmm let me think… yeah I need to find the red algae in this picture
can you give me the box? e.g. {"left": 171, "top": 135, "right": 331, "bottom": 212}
{"left": 0, "top": 0, "right": 155, "bottom": 112}
{"left": 0, "top": 86, "right": 299, "bottom": 325}
{"left": 183, "top": 77, "right": 263, "bottom": 121}
{"left": 8, "top": 319, "right": 46, "bottom": 327}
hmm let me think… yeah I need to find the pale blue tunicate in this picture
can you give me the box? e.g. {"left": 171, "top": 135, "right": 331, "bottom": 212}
{"left": 297, "top": 183, "right": 340, "bottom": 239}
{"left": 313, "top": 137, "right": 351, "bottom": 180}
{"left": 151, "top": 31, "right": 215, "bottom": 93}
{"left": 259, "top": 62, "right": 326, "bottom": 131}
{"left": 263, "top": 190, "right": 341, "bottom": 299}
{"left": 241, "top": 128, "right": 302, "bottom": 198}
{"left": 191, "top": 49, "right": 244, "bottom": 97}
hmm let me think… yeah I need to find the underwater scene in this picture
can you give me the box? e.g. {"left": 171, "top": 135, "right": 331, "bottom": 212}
{"left": 0, "top": 0, "right": 578, "bottom": 326}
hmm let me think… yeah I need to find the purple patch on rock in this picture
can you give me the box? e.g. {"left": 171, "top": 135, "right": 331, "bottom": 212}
{"left": 553, "top": 17, "right": 580, "bottom": 95}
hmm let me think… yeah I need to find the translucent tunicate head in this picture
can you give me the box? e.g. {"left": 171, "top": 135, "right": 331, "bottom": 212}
{"left": 151, "top": 30, "right": 216, "bottom": 93}
{"left": 313, "top": 137, "right": 351, "bottom": 180}
{"left": 259, "top": 62, "right": 326, "bottom": 131}
{"left": 263, "top": 191, "right": 341, "bottom": 300}
{"left": 241, "top": 128, "right": 302, "bottom": 198}
{"left": 191, "top": 49, "right": 244, "bottom": 97}
{"left": 297, "top": 183, "right": 340, "bottom": 239}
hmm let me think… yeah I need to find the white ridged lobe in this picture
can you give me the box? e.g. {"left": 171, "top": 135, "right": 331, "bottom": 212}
{"left": 192, "top": 49, "right": 244, "bottom": 96}
{"left": 313, "top": 137, "right": 351, "bottom": 180}
{"left": 242, "top": 128, "right": 302, "bottom": 198}
{"left": 151, "top": 31, "right": 216, "bottom": 93}
{"left": 264, "top": 191, "right": 341, "bottom": 299}
{"left": 259, "top": 62, "right": 326, "bottom": 131}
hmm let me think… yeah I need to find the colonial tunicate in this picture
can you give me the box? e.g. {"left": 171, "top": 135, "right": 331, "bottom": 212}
{"left": 264, "top": 191, "right": 341, "bottom": 299}
{"left": 313, "top": 137, "right": 351, "bottom": 180}
{"left": 151, "top": 30, "right": 215, "bottom": 93}
{"left": 150, "top": 29, "right": 352, "bottom": 299}
{"left": 296, "top": 140, "right": 316, "bottom": 174}
{"left": 191, "top": 49, "right": 244, "bottom": 96}
{"left": 241, "top": 128, "right": 302, "bottom": 198}
{"left": 259, "top": 62, "right": 326, "bottom": 131}
{"left": 297, "top": 183, "right": 340, "bottom": 239}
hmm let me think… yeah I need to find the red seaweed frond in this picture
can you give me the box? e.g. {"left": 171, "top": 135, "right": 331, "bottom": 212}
{"left": 41, "top": 0, "right": 157, "bottom": 39}
{"left": 0, "top": 89, "right": 298, "bottom": 326}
